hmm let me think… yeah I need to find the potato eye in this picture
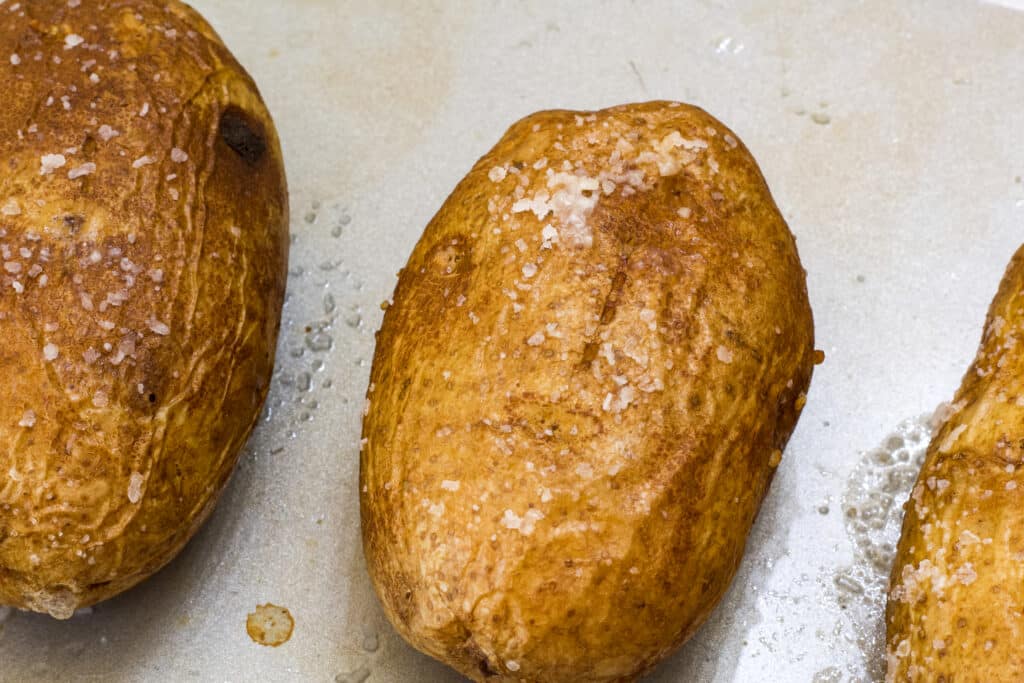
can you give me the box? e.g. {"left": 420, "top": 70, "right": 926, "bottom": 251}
{"left": 219, "top": 107, "right": 266, "bottom": 165}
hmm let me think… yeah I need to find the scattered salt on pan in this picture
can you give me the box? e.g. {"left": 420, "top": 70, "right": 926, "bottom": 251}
{"left": 43, "top": 343, "right": 59, "bottom": 361}
{"left": 68, "top": 162, "right": 96, "bottom": 179}
{"left": 127, "top": 472, "right": 144, "bottom": 503}
{"left": 39, "top": 153, "right": 67, "bottom": 175}
{"left": 170, "top": 148, "right": 189, "bottom": 163}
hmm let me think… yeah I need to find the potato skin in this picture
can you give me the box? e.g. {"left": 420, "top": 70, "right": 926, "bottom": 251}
{"left": 887, "top": 245, "right": 1024, "bottom": 681}
{"left": 361, "top": 102, "right": 815, "bottom": 681}
{"left": 0, "top": 1, "right": 288, "bottom": 617}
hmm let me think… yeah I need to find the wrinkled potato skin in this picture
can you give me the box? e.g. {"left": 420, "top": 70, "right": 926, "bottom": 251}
{"left": 0, "top": 1, "right": 288, "bottom": 618}
{"left": 362, "top": 102, "right": 815, "bottom": 681}
{"left": 887, "top": 245, "right": 1024, "bottom": 681}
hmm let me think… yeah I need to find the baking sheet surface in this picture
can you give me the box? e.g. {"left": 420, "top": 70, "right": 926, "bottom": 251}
{"left": 2, "top": 1, "right": 1023, "bottom": 681}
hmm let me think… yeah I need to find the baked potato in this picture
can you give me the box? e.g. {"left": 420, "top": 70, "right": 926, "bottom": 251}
{"left": 0, "top": 1, "right": 288, "bottom": 618}
{"left": 361, "top": 101, "right": 815, "bottom": 681}
{"left": 887, "top": 244, "right": 1024, "bottom": 681}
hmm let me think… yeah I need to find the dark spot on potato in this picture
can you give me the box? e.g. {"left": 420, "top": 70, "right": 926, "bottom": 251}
{"left": 148, "top": 393, "right": 157, "bottom": 403}
{"left": 479, "top": 659, "right": 498, "bottom": 677}
{"left": 63, "top": 214, "right": 84, "bottom": 234}
{"left": 81, "top": 134, "right": 97, "bottom": 159}
{"left": 580, "top": 342, "right": 598, "bottom": 366}
{"left": 219, "top": 107, "right": 266, "bottom": 165}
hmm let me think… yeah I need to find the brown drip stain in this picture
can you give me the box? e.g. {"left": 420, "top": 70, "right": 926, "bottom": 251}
{"left": 246, "top": 603, "right": 294, "bottom": 647}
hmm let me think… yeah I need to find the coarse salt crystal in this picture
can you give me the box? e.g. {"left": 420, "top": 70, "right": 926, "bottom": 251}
{"left": 132, "top": 155, "right": 156, "bottom": 169}
{"left": 127, "top": 472, "right": 144, "bottom": 503}
{"left": 440, "top": 480, "right": 460, "bottom": 492}
{"left": 521, "top": 262, "right": 537, "bottom": 278}
{"left": 526, "top": 331, "right": 545, "bottom": 346}
{"left": 488, "top": 166, "right": 507, "bottom": 182}
{"left": 9, "top": 53, "right": 20, "bottom": 65}
{"left": 43, "top": 343, "right": 59, "bottom": 361}
{"left": 716, "top": 345, "right": 734, "bottom": 364}
{"left": 148, "top": 319, "right": 170, "bottom": 336}
{"left": 18, "top": 410, "right": 36, "bottom": 428}
{"left": 40, "top": 154, "right": 67, "bottom": 175}
{"left": 64, "top": 34, "right": 85, "bottom": 49}
{"left": 97, "top": 124, "right": 120, "bottom": 141}
{"left": 170, "top": 148, "right": 188, "bottom": 163}
{"left": 1, "top": 199, "right": 20, "bottom": 216}
{"left": 68, "top": 162, "right": 96, "bottom": 179}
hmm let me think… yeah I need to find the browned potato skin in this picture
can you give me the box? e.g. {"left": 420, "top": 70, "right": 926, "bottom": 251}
{"left": 0, "top": 1, "right": 288, "bottom": 618}
{"left": 361, "top": 102, "right": 815, "bottom": 681}
{"left": 887, "top": 245, "right": 1024, "bottom": 681}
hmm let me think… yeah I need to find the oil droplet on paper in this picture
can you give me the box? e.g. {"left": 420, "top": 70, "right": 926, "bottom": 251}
{"left": 335, "top": 666, "right": 371, "bottom": 683}
{"left": 246, "top": 604, "right": 294, "bottom": 647}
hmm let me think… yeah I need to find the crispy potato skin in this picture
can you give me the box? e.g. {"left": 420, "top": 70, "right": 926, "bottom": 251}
{"left": 887, "top": 245, "right": 1024, "bottom": 681}
{"left": 361, "top": 102, "right": 815, "bottom": 681}
{"left": 0, "top": 1, "right": 288, "bottom": 617}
